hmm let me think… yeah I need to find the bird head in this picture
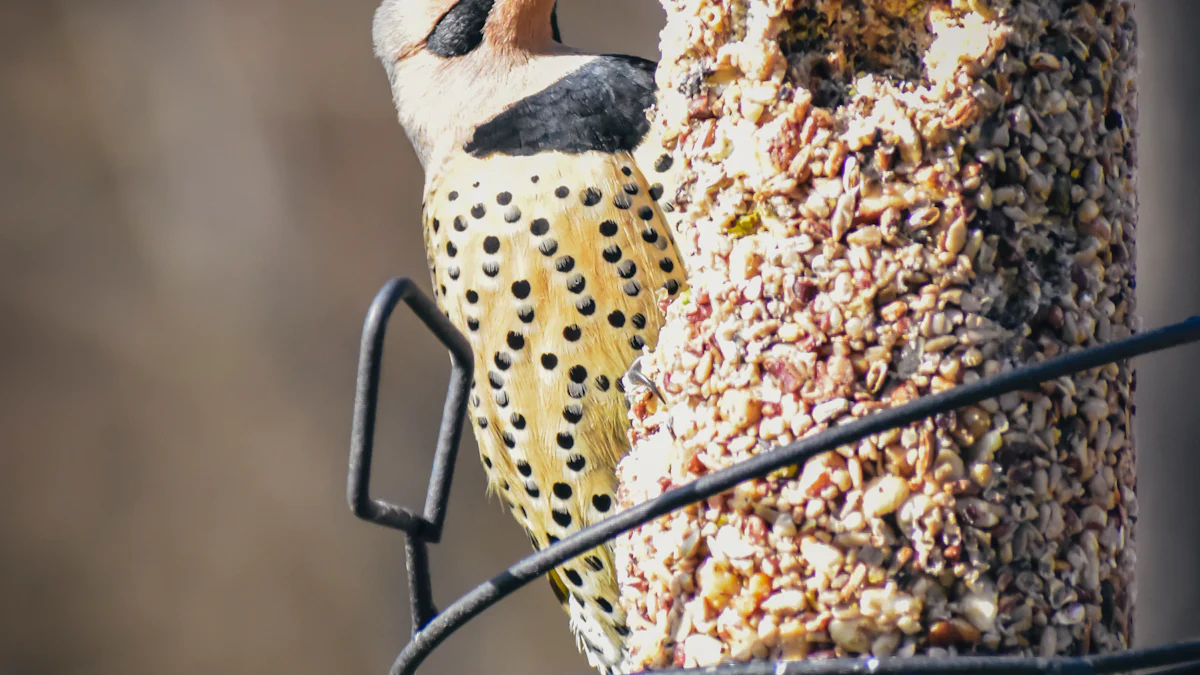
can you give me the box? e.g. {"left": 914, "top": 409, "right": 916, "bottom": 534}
{"left": 373, "top": 0, "right": 581, "bottom": 171}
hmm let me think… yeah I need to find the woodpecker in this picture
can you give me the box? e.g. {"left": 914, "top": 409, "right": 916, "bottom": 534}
{"left": 373, "top": 1, "right": 685, "bottom": 671}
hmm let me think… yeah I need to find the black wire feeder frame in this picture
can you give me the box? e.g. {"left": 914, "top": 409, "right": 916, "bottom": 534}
{"left": 347, "top": 277, "right": 1200, "bottom": 675}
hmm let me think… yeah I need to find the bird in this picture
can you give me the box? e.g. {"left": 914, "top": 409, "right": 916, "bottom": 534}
{"left": 371, "top": 1, "right": 686, "bottom": 671}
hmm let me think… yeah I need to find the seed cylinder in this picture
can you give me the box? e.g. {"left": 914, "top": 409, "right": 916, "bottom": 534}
{"left": 616, "top": 0, "right": 1137, "bottom": 667}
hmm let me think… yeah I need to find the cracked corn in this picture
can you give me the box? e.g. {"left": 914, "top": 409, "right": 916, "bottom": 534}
{"left": 615, "top": 0, "right": 1137, "bottom": 669}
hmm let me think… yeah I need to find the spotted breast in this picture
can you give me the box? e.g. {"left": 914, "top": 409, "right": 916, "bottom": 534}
{"left": 423, "top": 141, "right": 683, "bottom": 669}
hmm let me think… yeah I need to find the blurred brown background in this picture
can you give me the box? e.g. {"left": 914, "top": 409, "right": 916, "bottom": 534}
{"left": 1, "top": 1, "right": 1197, "bottom": 674}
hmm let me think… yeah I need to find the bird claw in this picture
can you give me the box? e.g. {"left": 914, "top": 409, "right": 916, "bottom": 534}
{"left": 622, "top": 356, "right": 666, "bottom": 405}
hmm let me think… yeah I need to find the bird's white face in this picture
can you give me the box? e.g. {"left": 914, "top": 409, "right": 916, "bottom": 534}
{"left": 373, "top": 0, "right": 589, "bottom": 173}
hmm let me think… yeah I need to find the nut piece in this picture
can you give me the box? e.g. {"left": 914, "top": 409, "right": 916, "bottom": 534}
{"left": 801, "top": 538, "right": 844, "bottom": 578}
{"left": 799, "top": 451, "right": 847, "bottom": 496}
{"left": 829, "top": 619, "right": 870, "bottom": 653}
{"left": 684, "top": 634, "right": 726, "bottom": 667}
{"left": 930, "top": 618, "right": 982, "bottom": 646}
{"left": 863, "top": 476, "right": 910, "bottom": 517}
{"left": 961, "top": 586, "right": 999, "bottom": 632}
{"left": 720, "top": 389, "right": 761, "bottom": 428}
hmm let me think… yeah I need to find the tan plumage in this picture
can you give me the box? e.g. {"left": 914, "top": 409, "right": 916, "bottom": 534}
{"left": 374, "top": 1, "right": 686, "bottom": 670}
{"left": 424, "top": 148, "right": 683, "bottom": 669}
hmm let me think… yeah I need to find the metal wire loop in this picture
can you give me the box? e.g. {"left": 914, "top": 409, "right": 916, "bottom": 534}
{"left": 347, "top": 276, "right": 1200, "bottom": 675}
{"left": 347, "top": 278, "right": 473, "bottom": 630}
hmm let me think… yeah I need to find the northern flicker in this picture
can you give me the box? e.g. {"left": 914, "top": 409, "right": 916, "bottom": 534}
{"left": 372, "top": 1, "right": 685, "bottom": 671}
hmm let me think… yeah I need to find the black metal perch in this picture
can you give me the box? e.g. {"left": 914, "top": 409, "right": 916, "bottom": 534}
{"left": 348, "top": 277, "right": 1200, "bottom": 675}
